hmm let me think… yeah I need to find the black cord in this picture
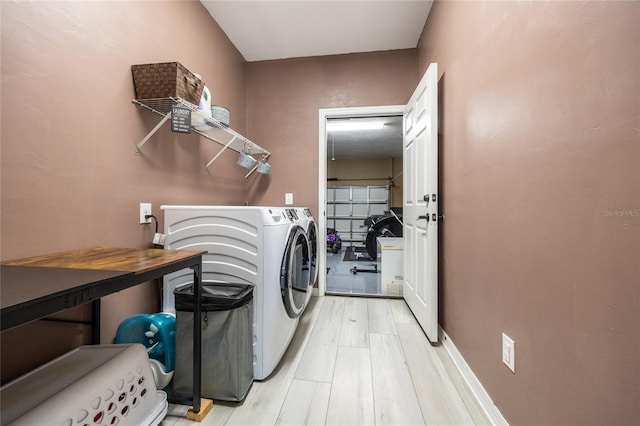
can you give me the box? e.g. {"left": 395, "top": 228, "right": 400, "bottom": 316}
{"left": 145, "top": 214, "right": 159, "bottom": 233}
{"left": 145, "top": 213, "right": 163, "bottom": 308}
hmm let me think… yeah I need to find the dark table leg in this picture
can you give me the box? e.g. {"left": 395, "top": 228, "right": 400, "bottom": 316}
{"left": 191, "top": 262, "right": 202, "bottom": 413}
{"left": 91, "top": 299, "right": 101, "bottom": 344}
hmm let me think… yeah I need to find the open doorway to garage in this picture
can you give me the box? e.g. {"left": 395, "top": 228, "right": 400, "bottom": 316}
{"left": 318, "top": 107, "right": 404, "bottom": 297}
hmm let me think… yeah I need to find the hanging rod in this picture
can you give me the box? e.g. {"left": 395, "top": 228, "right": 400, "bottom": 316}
{"left": 327, "top": 177, "right": 392, "bottom": 182}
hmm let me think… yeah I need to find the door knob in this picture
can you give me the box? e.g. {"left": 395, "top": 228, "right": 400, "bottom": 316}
{"left": 417, "top": 215, "right": 429, "bottom": 222}
{"left": 438, "top": 214, "right": 445, "bottom": 222}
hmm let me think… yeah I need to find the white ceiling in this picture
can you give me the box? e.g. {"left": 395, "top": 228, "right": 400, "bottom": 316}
{"left": 328, "top": 116, "right": 403, "bottom": 159}
{"left": 200, "top": 0, "right": 432, "bottom": 158}
{"left": 200, "top": 0, "right": 433, "bottom": 62}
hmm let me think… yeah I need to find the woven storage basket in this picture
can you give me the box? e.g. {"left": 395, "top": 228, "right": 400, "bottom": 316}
{"left": 132, "top": 62, "right": 204, "bottom": 106}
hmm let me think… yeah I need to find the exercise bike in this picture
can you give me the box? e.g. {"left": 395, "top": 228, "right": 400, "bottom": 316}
{"left": 350, "top": 209, "right": 403, "bottom": 275}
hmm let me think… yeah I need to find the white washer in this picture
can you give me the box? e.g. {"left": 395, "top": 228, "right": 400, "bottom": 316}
{"left": 160, "top": 206, "right": 311, "bottom": 380}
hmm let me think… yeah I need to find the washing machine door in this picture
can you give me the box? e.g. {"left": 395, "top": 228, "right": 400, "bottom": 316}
{"left": 281, "top": 225, "right": 311, "bottom": 318}
{"left": 307, "top": 221, "right": 318, "bottom": 287}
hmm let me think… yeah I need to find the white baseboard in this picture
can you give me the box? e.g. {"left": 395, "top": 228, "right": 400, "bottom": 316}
{"left": 440, "top": 327, "right": 509, "bottom": 426}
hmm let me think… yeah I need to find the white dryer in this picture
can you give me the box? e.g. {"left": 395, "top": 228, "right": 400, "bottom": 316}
{"left": 160, "top": 206, "right": 311, "bottom": 380}
{"left": 293, "top": 207, "right": 319, "bottom": 289}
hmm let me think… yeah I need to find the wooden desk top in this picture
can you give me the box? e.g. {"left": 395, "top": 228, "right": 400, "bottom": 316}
{"left": 1, "top": 247, "right": 207, "bottom": 332}
{"left": 0, "top": 265, "right": 130, "bottom": 311}
{"left": 2, "top": 247, "right": 207, "bottom": 275}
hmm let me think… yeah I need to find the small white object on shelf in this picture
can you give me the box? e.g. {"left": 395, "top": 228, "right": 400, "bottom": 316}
{"left": 192, "top": 83, "right": 212, "bottom": 130}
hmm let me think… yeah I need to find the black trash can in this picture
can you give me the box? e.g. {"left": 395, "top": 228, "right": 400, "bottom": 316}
{"left": 173, "top": 283, "right": 253, "bottom": 402}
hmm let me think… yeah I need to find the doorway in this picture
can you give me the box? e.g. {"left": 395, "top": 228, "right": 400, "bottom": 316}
{"left": 317, "top": 106, "right": 405, "bottom": 297}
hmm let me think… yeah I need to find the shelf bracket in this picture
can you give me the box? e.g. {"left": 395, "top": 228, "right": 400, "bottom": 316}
{"left": 205, "top": 135, "right": 237, "bottom": 169}
{"left": 244, "top": 153, "right": 270, "bottom": 179}
{"left": 136, "top": 111, "right": 172, "bottom": 152}
{"left": 244, "top": 164, "right": 259, "bottom": 179}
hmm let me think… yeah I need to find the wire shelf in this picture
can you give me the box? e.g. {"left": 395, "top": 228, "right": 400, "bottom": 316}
{"left": 133, "top": 97, "right": 269, "bottom": 172}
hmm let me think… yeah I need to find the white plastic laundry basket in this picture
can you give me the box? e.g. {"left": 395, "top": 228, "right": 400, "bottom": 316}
{"left": 0, "top": 344, "right": 167, "bottom": 426}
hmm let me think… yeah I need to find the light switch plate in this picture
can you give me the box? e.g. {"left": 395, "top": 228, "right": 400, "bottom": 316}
{"left": 285, "top": 193, "right": 293, "bottom": 205}
{"left": 502, "top": 333, "right": 515, "bottom": 373}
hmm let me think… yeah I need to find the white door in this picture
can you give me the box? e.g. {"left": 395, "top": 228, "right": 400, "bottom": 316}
{"left": 403, "top": 63, "right": 439, "bottom": 342}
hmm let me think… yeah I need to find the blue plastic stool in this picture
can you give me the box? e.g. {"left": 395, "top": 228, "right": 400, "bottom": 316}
{"left": 114, "top": 313, "right": 176, "bottom": 372}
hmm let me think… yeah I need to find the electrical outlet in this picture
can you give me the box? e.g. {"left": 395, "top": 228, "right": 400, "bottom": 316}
{"left": 502, "top": 333, "right": 515, "bottom": 373}
{"left": 140, "top": 203, "right": 152, "bottom": 224}
{"left": 285, "top": 193, "right": 293, "bottom": 205}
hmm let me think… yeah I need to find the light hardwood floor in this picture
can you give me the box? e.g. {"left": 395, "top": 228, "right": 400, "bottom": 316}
{"left": 162, "top": 296, "right": 490, "bottom": 426}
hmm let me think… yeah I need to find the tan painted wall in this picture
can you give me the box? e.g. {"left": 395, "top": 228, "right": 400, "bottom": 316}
{"left": 6, "top": 4, "right": 635, "bottom": 422}
{"left": 0, "top": 1, "right": 248, "bottom": 383}
{"left": 245, "top": 51, "right": 417, "bottom": 215}
{"left": 1, "top": 5, "right": 417, "bottom": 384}
{"left": 327, "top": 157, "right": 403, "bottom": 207}
{"left": 417, "top": 1, "right": 640, "bottom": 424}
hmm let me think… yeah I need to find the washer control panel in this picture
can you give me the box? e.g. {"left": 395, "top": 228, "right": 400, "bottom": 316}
{"left": 285, "top": 208, "right": 299, "bottom": 222}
